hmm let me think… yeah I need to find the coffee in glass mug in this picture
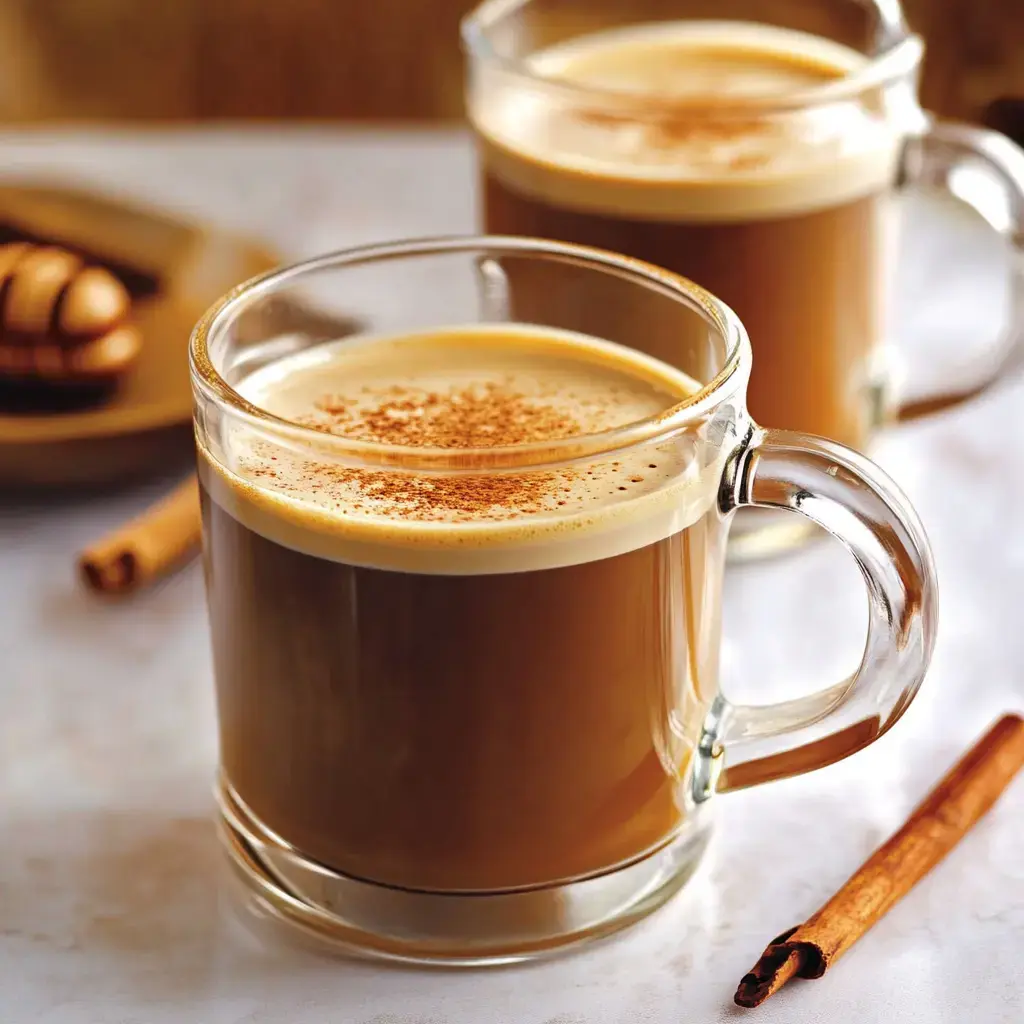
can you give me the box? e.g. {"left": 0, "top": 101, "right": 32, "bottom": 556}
{"left": 465, "top": 0, "right": 1024, "bottom": 552}
{"left": 192, "top": 237, "right": 936, "bottom": 962}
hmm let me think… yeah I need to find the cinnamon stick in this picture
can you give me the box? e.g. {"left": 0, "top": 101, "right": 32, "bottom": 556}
{"left": 734, "top": 713, "right": 1024, "bottom": 1009}
{"left": 78, "top": 475, "right": 201, "bottom": 594}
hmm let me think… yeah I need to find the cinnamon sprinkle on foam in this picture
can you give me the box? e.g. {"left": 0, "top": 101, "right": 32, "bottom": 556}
{"left": 305, "top": 379, "right": 585, "bottom": 448}
{"left": 251, "top": 379, "right": 596, "bottom": 520}
{"left": 232, "top": 328, "right": 697, "bottom": 526}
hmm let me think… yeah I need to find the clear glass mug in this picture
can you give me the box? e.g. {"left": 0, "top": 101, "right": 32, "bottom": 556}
{"left": 463, "top": 0, "right": 1024, "bottom": 558}
{"left": 191, "top": 237, "right": 937, "bottom": 963}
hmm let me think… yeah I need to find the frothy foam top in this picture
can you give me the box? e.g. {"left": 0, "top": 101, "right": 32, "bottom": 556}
{"left": 199, "top": 326, "right": 723, "bottom": 574}
{"left": 471, "top": 21, "right": 903, "bottom": 221}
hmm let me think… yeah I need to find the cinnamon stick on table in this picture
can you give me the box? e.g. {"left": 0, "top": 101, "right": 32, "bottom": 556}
{"left": 79, "top": 475, "right": 201, "bottom": 595}
{"left": 735, "top": 713, "right": 1024, "bottom": 1009}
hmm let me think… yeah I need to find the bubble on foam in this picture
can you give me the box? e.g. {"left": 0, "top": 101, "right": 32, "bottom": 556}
{"left": 201, "top": 326, "right": 724, "bottom": 575}
{"left": 469, "top": 21, "right": 904, "bottom": 221}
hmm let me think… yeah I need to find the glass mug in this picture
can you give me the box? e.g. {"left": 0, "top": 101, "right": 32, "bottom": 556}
{"left": 191, "top": 237, "right": 937, "bottom": 963}
{"left": 464, "top": 0, "right": 1024, "bottom": 557}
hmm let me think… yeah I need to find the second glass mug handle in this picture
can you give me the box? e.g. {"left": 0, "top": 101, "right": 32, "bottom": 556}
{"left": 891, "top": 121, "right": 1024, "bottom": 422}
{"left": 691, "top": 427, "right": 939, "bottom": 798}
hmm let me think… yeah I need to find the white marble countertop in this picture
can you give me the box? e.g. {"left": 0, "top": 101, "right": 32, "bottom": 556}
{"left": 0, "top": 129, "right": 1022, "bottom": 1024}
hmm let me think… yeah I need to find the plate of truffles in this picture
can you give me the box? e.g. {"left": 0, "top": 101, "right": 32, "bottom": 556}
{"left": 0, "top": 183, "right": 279, "bottom": 487}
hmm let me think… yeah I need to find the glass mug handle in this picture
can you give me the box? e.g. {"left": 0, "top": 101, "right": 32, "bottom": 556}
{"left": 691, "top": 427, "right": 938, "bottom": 798}
{"left": 894, "top": 121, "right": 1024, "bottom": 421}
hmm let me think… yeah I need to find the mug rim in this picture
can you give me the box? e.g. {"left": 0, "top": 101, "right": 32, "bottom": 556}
{"left": 460, "top": 0, "right": 925, "bottom": 115}
{"left": 189, "top": 234, "right": 751, "bottom": 473}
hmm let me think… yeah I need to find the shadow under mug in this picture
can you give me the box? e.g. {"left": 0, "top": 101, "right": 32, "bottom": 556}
{"left": 464, "top": 0, "right": 1024, "bottom": 559}
{"left": 190, "top": 236, "right": 937, "bottom": 963}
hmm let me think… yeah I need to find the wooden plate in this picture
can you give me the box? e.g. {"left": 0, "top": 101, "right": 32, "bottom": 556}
{"left": 0, "top": 183, "right": 279, "bottom": 487}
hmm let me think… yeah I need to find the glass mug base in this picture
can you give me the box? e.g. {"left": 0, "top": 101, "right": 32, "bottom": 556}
{"left": 216, "top": 777, "right": 715, "bottom": 965}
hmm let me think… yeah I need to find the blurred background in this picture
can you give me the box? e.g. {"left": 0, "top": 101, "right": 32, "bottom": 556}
{"left": 0, "top": 0, "right": 1018, "bottom": 134}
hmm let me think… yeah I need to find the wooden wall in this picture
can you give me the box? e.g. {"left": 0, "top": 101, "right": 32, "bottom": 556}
{"left": 0, "top": 0, "right": 472, "bottom": 122}
{"left": 0, "top": 0, "right": 1018, "bottom": 127}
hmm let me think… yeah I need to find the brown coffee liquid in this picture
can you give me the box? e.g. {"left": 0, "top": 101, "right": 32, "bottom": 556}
{"left": 473, "top": 22, "right": 901, "bottom": 449}
{"left": 200, "top": 326, "right": 726, "bottom": 891}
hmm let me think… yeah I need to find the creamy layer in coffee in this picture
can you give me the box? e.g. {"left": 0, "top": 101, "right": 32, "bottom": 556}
{"left": 200, "top": 325, "right": 726, "bottom": 891}
{"left": 473, "top": 21, "right": 899, "bottom": 221}
{"left": 474, "top": 21, "right": 904, "bottom": 447}
{"left": 202, "top": 325, "right": 719, "bottom": 573}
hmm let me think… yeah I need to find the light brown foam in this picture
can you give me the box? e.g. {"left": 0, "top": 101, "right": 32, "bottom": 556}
{"left": 200, "top": 326, "right": 723, "bottom": 574}
{"left": 470, "top": 21, "right": 902, "bottom": 221}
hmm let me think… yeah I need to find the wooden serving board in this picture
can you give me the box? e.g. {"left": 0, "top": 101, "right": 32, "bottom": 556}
{"left": 0, "top": 183, "right": 279, "bottom": 487}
